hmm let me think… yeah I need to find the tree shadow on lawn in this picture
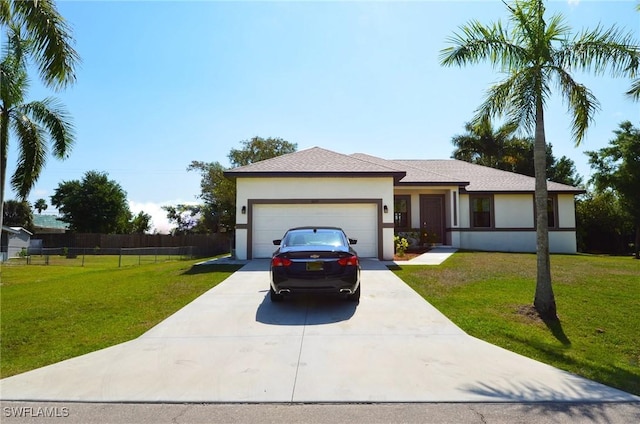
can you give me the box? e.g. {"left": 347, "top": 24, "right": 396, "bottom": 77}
{"left": 544, "top": 318, "right": 572, "bottom": 346}
{"left": 506, "top": 324, "right": 640, "bottom": 396}
{"left": 517, "top": 304, "right": 571, "bottom": 346}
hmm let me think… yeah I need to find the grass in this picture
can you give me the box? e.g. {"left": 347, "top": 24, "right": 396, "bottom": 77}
{"left": 391, "top": 251, "right": 640, "bottom": 396}
{"left": 0, "top": 258, "right": 242, "bottom": 378}
{"left": 6, "top": 253, "right": 191, "bottom": 267}
{"left": 2, "top": 252, "right": 638, "bottom": 397}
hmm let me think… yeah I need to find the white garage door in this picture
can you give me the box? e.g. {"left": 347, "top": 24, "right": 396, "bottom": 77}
{"left": 252, "top": 203, "right": 378, "bottom": 258}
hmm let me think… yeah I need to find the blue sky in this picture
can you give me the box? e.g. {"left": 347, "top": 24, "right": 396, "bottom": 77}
{"left": 5, "top": 0, "right": 639, "bottom": 233}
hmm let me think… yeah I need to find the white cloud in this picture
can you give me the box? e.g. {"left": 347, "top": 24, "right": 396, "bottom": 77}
{"left": 567, "top": 0, "right": 580, "bottom": 6}
{"left": 128, "top": 200, "right": 185, "bottom": 234}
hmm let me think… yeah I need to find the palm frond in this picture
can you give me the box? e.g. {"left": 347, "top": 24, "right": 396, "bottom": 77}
{"left": 562, "top": 25, "right": 640, "bottom": 78}
{"left": 11, "top": 0, "right": 80, "bottom": 89}
{"left": 554, "top": 67, "right": 600, "bottom": 145}
{"left": 0, "top": 0, "right": 10, "bottom": 25}
{"left": 10, "top": 109, "right": 47, "bottom": 199}
{"left": 1, "top": 46, "right": 30, "bottom": 108}
{"left": 24, "top": 97, "right": 74, "bottom": 158}
{"left": 544, "top": 13, "right": 571, "bottom": 44}
{"left": 626, "top": 78, "right": 640, "bottom": 100}
{"left": 440, "top": 20, "right": 528, "bottom": 71}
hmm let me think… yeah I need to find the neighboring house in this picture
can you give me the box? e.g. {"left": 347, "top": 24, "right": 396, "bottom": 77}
{"left": 33, "top": 214, "right": 69, "bottom": 234}
{"left": 224, "top": 147, "right": 584, "bottom": 260}
{"left": 1, "top": 226, "right": 33, "bottom": 261}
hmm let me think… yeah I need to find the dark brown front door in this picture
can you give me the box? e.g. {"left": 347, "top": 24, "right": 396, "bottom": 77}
{"left": 420, "top": 195, "right": 445, "bottom": 245}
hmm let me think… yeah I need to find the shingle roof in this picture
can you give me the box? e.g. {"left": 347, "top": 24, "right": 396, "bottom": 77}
{"left": 352, "top": 153, "right": 468, "bottom": 186}
{"left": 393, "top": 159, "right": 583, "bottom": 192}
{"left": 224, "top": 147, "right": 405, "bottom": 178}
{"left": 33, "top": 215, "right": 69, "bottom": 230}
{"left": 224, "top": 147, "right": 583, "bottom": 193}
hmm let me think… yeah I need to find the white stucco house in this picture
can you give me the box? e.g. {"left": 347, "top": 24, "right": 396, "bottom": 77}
{"left": 224, "top": 147, "right": 584, "bottom": 260}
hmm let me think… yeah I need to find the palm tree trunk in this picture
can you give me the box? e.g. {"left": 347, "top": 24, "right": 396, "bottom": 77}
{"left": 1, "top": 109, "right": 9, "bottom": 231}
{"left": 532, "top": 100, "right": 557, "bottom": 320}
{"left": 634, "top": 224, "right": 639, "bottom": 260}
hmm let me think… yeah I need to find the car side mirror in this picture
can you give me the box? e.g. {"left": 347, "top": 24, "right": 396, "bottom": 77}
{"left": 272, "top": 239, "right": 281, "bottom": 246}
{"left": 349, "top": 238, "right": 357, "bottom": 245}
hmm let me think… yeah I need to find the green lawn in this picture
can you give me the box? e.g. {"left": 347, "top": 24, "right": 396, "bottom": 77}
{"left": 0, "top": 258, "right": 241, "bottom": 378}
{"left": 2, "top": 252, "right": 638, "bottom": 397}
{"left": 391, "top": 251, "right": 640, "bottom": 396}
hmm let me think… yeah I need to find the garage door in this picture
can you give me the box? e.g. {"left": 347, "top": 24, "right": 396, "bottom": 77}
{"left": 252, "top": 203, "right": 378, "bottom": 258}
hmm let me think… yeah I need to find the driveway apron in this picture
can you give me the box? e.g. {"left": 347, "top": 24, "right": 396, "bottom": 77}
{"left": 1, "top": 259, "right": 637, "bottom": 403}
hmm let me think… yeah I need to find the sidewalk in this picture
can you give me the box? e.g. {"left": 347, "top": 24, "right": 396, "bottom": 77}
{"left": 384, "top": 246, "right": 458, "bottom": 266}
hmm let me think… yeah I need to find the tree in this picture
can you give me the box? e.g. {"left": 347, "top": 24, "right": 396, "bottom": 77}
{"left": 50, "top": 171, "right": 132, "bottom": 233}
{"left": 586, "top": 121, "right": 640, "bottom": 259}
{"left": 440, "top": 0, "right": 639, "bottom": 319}
{"left": 187, "top": 162, "right": 235, "bottom": 232}
{"left": 33, "top": 198, "right": 47, "bottom": 213}
{"left": 451, "top": 118, "right": 519, "bottom": 169}
{"left": 451, "top": 120, "right": 582, "bottom": 186}
{"left": 162, "top": 204, "right": 203, "bottom": 235}
{"left": 228, "top": 136, "right": 297, "bottom": 167}
{"left": 576, "top": 191, "right": 634, "bottom": 255}
{"left": 188, "top": 136, "right": 298, "bottom": 232}
{"left": 627, "top": 3, "right": 640, "bottom": 100}
{"left": 2, "top": 199, "right": 33, "bottom": 231}
{"left": 129, "top": 211, "right": 152, "bottom": 234}
{"left": 1, "top": 0, "right": 78, "bottom": 231}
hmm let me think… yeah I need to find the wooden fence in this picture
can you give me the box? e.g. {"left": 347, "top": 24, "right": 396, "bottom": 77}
{"left": 32, "top": 233, "right": 231, "bottom": 258}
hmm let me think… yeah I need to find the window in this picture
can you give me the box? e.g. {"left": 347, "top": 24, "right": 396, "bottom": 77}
{"left": 533, "top": 195, "right": 558, "bottom": 228}
{"left": 471, "top": 195, "right": 492, "bottom": 228}
{"left": 547, "top": 196, "right": 557, "bottom": 228}
{"left": 394, "top": 196, "right": 410, "bottom": 229}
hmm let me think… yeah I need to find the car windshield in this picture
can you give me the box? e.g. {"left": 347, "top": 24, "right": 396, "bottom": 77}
{"left": 284, "top": 229, "right": 345, "bottom": 247}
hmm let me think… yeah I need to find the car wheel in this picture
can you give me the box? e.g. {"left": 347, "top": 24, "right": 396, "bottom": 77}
{"left": 346, "top": 284, "right": 360, "bottom": 302}
{"left": 270, "top": 287, "right": 284, "bottom": 302}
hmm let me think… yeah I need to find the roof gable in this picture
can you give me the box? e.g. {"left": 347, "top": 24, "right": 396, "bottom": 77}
{"left": 225, "top": 147, "right": 405, "bottom": 179}
{"left": 223, "top": 147, "right": 583, "bottom": 193}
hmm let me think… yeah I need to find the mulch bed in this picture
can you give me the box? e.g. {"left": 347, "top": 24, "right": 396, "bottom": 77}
{"left": 393, "top": 247, "right": 431, "bottom": 261}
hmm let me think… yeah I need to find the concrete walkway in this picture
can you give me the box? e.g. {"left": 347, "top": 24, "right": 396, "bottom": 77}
{"left": 1, "top": 257, "right": 637, "bottom": 403}
{"left": 385, "top": 246, "right": 458, "bottom": 265}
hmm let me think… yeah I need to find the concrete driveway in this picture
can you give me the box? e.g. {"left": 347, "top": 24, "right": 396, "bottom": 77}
{"left": 1, "top": 259, "right": 637, "bottom": 403}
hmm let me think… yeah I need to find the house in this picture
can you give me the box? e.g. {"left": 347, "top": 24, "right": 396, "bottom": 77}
{"left": 33, "top": 214, "right": 69, "bottom": 234}
{"left": 1, "top": 226, "right": 33, "bottom": 261}
{"left": 224, "top": 147, "right": 584, "bottom": 260}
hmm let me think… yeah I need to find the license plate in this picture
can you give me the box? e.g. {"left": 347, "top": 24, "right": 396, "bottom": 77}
{"left": 306, "top": 261, "right": 323, "bottom": 271}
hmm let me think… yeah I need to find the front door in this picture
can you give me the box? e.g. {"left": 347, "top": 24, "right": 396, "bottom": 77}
{"left": 420, "top": 195, "right": 445, "bottom": 245}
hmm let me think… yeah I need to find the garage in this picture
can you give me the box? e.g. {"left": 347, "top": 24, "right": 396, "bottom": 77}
{"left": 251, "top": 203, "right": 378, "bottom": 258}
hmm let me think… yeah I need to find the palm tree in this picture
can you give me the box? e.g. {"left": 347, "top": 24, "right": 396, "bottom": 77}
{"left": 440, "top": 0, "right": 639, "bottom": 319}
{"left": 0, "top": 0, "right": 78, "bottom": 229}
{"left": 1, "top": 31, "right": 75, "bottom": 228}
{"left": 34, "top": 198, "right": 47, "bottom": 213}
{"left": 0, "top": 0, "right": 79, "bottom": 89}
{"left": 627, "top": 3, "right": 640, "bottom": 100}
{"left": 451, "top": 118, "right": 519, "bottom": 169}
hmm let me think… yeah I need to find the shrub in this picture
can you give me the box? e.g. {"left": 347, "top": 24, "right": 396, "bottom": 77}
{"left": 394, "top": 236, "right": 409, "bottom": 256}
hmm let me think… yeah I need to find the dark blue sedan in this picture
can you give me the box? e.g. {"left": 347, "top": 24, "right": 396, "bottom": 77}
{"left": 269, "top": 227, "right": 361, "bottom": 302}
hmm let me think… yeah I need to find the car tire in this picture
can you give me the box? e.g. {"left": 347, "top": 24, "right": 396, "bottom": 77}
{"left": 270, "top": 287, "right": 284, "bottom": 302}
{"left": 346, "top": 284, "right": 360, "bottom": 302}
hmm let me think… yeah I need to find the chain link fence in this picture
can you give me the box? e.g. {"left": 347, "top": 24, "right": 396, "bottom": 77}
{"left": 20, "top": 246, "right": 196, "bottom": 267}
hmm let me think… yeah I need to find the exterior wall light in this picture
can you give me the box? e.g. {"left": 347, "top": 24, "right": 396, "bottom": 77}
{"left": 241, "top": 206, "right": 247, "bottom": 214}
{"left": 383, "top": 205, "right": 389, "bottom": 213}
